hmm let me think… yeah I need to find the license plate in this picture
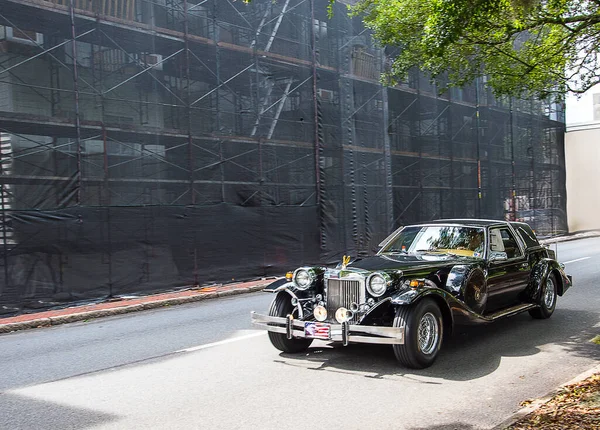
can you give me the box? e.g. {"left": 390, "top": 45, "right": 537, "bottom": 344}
{"left": 304, "top": 322, "right": 331, "bottom": 340}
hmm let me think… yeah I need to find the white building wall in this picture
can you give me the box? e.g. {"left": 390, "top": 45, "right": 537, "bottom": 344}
{"left": 565, "top": 128, "right": 600, "bottom": 232}
{"left": 565, "top": 84, "right": 600, "bottom": 232}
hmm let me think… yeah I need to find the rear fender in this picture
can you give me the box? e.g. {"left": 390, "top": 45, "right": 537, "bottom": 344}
{"left": 527, "top": 258, "right": 572, "bottom": 299}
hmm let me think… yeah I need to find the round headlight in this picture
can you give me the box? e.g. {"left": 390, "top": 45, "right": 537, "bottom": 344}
{"left": 314, "top": 305, "right": 327, "bottom": 321}
{"left": 335, "top": 307, "right": 353, "bottom": 323}
{"left": 367, "top": 273, "right": 389, "bottom": 297}
{"left": 293, "top": 268, "right": 313, "bottom": 290}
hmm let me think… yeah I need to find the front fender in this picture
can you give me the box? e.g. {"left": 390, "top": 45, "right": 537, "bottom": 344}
{"left": 387, "top": 282, "right": 455, "bottom": 335}
{"left": 269, "top": 289, "right": 306, "bottom": 319}
{"left": 389, "top": 281, "right": 446, "bottom": 306}
{"left": 444, "top": 264, "right": 484, "bottom": 295}
{"left": 262, "top": 278, "right": 291, "bottom": 292}
{"left": 388, "top": 281, "right": 500, "bottom": 327}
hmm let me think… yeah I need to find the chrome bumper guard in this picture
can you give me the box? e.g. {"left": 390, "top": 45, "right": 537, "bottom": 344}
{"left": 251, "top": 312, "right": 405, "bottom": 345}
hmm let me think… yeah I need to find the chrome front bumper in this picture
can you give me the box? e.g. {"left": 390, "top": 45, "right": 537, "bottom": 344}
{"left": 251, "top": 312, "right": 405, "bottom": 345}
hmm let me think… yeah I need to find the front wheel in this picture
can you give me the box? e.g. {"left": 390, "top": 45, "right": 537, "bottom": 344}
{"left": 529, "top": 272, "right": 557, "bottom": 319}
{"left": 267, "top": 293, "right": 312, "bottom": 353}
{"left": 392, "top": 298, "right": 443, "bottom": 369}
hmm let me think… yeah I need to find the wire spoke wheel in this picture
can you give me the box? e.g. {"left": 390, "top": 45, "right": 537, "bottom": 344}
{"left": 544, "top": 277, "right": 556, "bottom": 309}
{"left": 417, "top": 312, "right": 439, "bottom": 355}
{"left": 393, "top": 298, "right": 443, "bottom": 369}
{"left": 529, "top": 272, "right": 558, "bottom": 319}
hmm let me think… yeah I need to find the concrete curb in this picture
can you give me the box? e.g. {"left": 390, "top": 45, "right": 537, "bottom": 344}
{"left": 0, "top": 284, "right": 267, "bottom": 334}
{"left": 492, "top": 363, "right": 600, "bottom": 429}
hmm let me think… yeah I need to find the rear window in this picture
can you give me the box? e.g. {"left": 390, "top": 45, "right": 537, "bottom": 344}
{"left": 512, "top": 223, "right": 540, "bottom": 248}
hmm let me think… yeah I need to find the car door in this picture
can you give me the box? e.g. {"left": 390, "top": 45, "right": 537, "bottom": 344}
{"left": 485, "top": 226, "right": 531, "bottom": 311}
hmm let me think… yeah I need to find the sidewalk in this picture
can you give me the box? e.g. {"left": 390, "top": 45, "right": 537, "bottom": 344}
{"left": 1, "top": 229, "right": 598, "bottom": 335}
{"left": 539, "top": 230, "right": 600, "bottom": 245}
{"left": 495, "top": 364, "right": 600, "bottom": 429}
{"left": 0, "top": 278, "right": 275, "bottom": 334}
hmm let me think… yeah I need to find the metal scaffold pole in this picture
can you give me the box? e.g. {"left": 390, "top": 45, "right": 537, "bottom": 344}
{"left": 475, "top": 77, "right": 482, "bottom": 218}
{"left": 380, "top": 52, "right": 393, "bottom": 233}
{"left": 184, "top": 0, "right": 195, "bottom": 206}
{"left": 213, "top": 0, "right": 225, "bottom": 203}
{"left": 69, "top": 0, "right": 83, "bottom": 205}
{"left": 510, "top": 98, "right": 516, "bottom": 221}
{"left": 310, "top": 0, "right": 324, "bottom": 255}
{"left": 184, "top": 0, "right": 198, "bottom": 287}
{"left": 448, "top": 86, "right": 455, "bottom": 218}
{"left": 0, "top": 133, "right": 9, "bottom": 295}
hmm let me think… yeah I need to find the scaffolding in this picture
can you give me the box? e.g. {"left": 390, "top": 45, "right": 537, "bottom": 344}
{"left": 0, "top": 0, "right": 567, "bottom": 314}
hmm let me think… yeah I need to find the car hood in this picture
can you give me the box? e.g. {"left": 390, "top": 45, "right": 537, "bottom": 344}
{"left": 343, "top": 253, "right": 476, "bottom": 274}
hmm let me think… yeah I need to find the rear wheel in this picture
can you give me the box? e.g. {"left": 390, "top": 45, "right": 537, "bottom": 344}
{"left": 267, "top": 293, "right": 312, "bottom": 353}
{"left": 529, "top": 272, "right": 557, "bottom": 319}
{"left": 392, "top": 298, "right": 443, "bottom": 369}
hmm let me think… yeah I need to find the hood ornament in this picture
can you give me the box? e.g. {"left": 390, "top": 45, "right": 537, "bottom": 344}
{"left": 341, "top": 255, "right": 351, "bottom": 270}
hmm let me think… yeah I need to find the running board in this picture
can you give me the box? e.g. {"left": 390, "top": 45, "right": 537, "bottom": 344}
{"left": 486, "top": 303, "right": 538, "bottom": 321}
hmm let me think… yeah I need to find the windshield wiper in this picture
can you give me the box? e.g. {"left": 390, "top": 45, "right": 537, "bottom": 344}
{"left": 382, "top": 249, "right": 407, "bottom": 254}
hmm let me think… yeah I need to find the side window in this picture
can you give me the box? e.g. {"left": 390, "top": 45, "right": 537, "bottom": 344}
{"left": 489, "top": 228, "right": 522, "bottom": 259}
{"left": 515, "top": 225, "right": 540, "bottom": 248}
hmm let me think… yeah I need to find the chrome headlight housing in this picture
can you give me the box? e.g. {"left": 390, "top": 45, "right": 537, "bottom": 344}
{"left": 293, "top": 267, "right": 316, "bottom": 290}
{"left": 366, "top": 272, "right": 392, "bottom": 297}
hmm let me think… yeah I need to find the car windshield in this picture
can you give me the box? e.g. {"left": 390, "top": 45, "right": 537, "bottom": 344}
{"left": 381, "top": 225, "right": 485, "bottom": 257}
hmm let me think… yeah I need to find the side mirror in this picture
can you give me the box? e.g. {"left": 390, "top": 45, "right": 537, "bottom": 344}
{"left": 489, "top": 251, "right": 508, "bottom": 262}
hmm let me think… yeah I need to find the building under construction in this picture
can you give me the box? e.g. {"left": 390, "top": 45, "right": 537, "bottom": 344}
{"left": 0, "top": 0, "right": 567, "bottom": 313}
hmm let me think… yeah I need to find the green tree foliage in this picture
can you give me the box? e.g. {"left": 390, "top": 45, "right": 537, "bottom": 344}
{"left": 351, "top": 0, "right": 600, "bottom": 98}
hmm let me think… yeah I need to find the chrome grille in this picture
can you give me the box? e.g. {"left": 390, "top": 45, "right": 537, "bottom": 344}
{"left": 326, "top": 279, "right": 361, "bottom": 322}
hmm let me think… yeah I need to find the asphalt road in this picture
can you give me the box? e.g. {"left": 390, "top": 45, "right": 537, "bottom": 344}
{"left": 0, "top": 238, "right": 599, "bottom": 430}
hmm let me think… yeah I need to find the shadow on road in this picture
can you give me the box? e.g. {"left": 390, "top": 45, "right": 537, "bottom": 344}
{"left": 276, "top": 308, "right": 600, "bottom": 381}
{"left": 0, "top": 392, "right": 119, "bottom": 429}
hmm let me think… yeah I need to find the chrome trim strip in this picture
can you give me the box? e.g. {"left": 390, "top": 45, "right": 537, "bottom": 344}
{"left": 343, "top": 324, "right": 404, "bottom": 338}
{"left": 252, "top": 313, "right": 305, "bottom": 328}
{"left": 250, "top": 312, "right": 405, "bottom": 345}
{"left": 346, "top": 336, "right": 405, "bottom": 345}
{"left": 488, "top": 303, "right": 536, "bottom": 320}
{"left": 253, "top": 325, "right": 306, "bottom": 337}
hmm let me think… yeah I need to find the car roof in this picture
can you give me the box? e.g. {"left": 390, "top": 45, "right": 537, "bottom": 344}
{"left": 428, "top": 218, "right": 509, "bottom": 227}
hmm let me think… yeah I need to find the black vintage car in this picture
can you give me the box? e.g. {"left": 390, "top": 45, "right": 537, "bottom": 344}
{"left": 251, "top": 219, "right": 572, "bottom": 368}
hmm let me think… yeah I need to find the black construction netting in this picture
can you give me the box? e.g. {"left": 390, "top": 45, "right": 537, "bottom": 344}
{"left": 0, "top": 0, "right": 567, "bottom": 314}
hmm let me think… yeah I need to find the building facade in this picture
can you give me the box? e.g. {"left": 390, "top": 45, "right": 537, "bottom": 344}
{"left": 0, "top": 0, "right": 567, "bottom": 313}
{"left": 565, "top": 89, "right": 600, "bottom": 232}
